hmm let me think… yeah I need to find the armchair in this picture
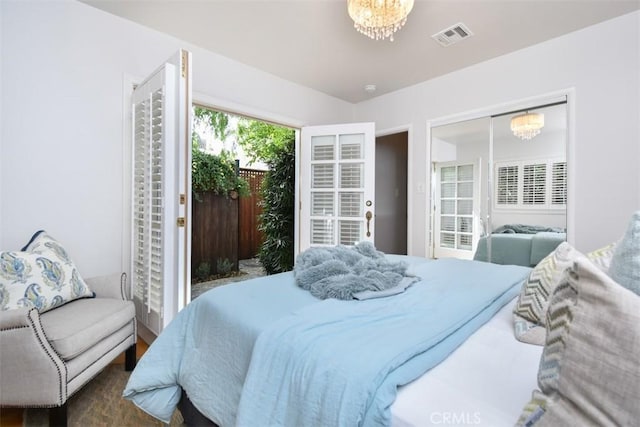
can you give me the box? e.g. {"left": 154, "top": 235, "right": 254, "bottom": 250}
{"left": 0, "top": 272, "right": 137, "bottom": 426}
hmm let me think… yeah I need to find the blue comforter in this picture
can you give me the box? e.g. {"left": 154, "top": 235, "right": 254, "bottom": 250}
{"left": 123, "top": 256, "right": 530, "bottom": 427}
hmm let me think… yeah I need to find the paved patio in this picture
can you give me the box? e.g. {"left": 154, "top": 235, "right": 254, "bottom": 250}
{"left": 191, "top": 258, "right": 266, "bottom": 300}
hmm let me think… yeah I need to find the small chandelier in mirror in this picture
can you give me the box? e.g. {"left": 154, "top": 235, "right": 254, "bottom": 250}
{"left": 511, "top": 112, "right": 545, "bottom": 140}
{"left": 347, "top": 0, "right": 415, "bottom": 41}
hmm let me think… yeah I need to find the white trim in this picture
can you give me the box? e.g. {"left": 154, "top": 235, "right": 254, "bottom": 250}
{"left": 121, "top": 73, "right": 141, "bottom": 281}
{"left": 376, "top": 124, "right": 413, "bottom": 255}
{"left": 193, "top": 91, "right": 304, "bottom": 130}
{"left": 425, "top": 88, "right": 576, "bottom": 256}
{"left": 294, "top": 129, "right": 301, "bottom": 257}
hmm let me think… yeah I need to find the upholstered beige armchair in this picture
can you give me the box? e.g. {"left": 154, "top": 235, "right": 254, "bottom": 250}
{"left": 0, "top": 272, "right": 136, "bottom": 426}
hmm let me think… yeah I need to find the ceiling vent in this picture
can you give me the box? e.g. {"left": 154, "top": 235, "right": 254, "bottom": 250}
{"left": 431, "top": 22, "right": 473, "bottom": 47}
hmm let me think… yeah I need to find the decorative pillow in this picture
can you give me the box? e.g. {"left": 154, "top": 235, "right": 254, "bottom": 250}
{"left": 586, "top": 241, "right": 617, "bottom": 273}
{"left": 608, "top": 211, "right": 640, "bottom": 295}
{"left": 516, "top": 254, "right": 640, "bottom": 426}
{"left": 0, "top": 231, "right": 93, "bottom": 313}
{"left": 512, "top": 242, "right": 580, "bottom": 345}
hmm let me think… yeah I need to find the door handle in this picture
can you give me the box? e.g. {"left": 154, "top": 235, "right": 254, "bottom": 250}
{"left": 365, "top": 211, "right": 372, "bottom": 237}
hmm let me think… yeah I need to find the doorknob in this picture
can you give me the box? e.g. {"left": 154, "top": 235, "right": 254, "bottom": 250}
{"left": 365, "top": 211, "right": 372, "bottom": 237}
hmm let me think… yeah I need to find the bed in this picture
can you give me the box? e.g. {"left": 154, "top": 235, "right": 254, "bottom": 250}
{"left": 473, "top": 224, "right": 566, "bottom": 267}
{"left": 123, "top": 253, "right": 542, "bottom": 427}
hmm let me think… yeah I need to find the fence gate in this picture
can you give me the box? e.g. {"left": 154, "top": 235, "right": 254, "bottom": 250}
{"left": 238, "top": 168, "right": 266, "bottom": 259}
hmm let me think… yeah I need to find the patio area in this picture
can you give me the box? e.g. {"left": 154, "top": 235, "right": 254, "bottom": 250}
{"left": 191, "top": 258, "right": 266, "bottom": 300}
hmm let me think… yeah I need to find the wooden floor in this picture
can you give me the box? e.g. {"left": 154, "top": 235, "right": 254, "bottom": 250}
{"left": 0, "top": 338, "right": 149, "bottom": 427}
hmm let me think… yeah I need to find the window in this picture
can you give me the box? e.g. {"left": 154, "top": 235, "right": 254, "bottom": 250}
{"left": 494, "top": 158, "right": 566, "bottom": 210}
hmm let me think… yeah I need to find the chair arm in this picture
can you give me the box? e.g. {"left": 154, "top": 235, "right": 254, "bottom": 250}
{"left": 84, "top": 272, "right": 130, "bottom": 300}
{"left": 0, "top": 307, "right": 68, "bottom": 406}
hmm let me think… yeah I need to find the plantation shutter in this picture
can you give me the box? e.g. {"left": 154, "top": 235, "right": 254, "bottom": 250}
{"left": 551, "top": 161, "right": 567, "bottom": 205}
{"left": 299, "top": 123, "right": 375, "bottom": 254}
{"left": 496, "top": 165, "right": 518, "bottom": 205}
{"left": 131, "top": 50, "right": 192, "bottom": 336}
{"left": 522, "top": 163, "right": 547, "bottom": 205}
{"left": 494, "top": 158, "right": 566, "bottom": 210}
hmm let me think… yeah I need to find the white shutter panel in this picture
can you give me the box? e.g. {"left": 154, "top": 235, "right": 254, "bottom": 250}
{"left": 551, "top": 161, "right": 567, "bottom": 206}
{"left": 523, "top": 163, "right": 547, "bottom": 205}
{"left": 131, "top": 66, "right": 175, "bottom": 335}
{"left": 496, "top": 165, "right": 518, "bottom": 205}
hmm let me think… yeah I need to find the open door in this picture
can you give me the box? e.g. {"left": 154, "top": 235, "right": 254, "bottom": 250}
{"left": 433, "top": 159, "right": 482, "bottom": 260}
{"left": 130, "top": 50, "right": 192, "bottom": 336}
{"left": 298, "top": 123, "right": 375, "bottom": 255}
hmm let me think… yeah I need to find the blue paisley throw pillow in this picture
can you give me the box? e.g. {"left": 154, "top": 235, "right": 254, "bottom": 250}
{"left": 0, "top": 231, "right": 94, "bottom": 313}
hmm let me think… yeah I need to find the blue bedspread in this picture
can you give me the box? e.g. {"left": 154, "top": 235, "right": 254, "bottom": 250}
{"left": 236, "top": 258, "right": 529, "bottom": 427}
{"left": 123, "top": 256, "right": 530, "bottom": 427}
{"left": 123, "top": 271, "right": 319, "bottom": 425}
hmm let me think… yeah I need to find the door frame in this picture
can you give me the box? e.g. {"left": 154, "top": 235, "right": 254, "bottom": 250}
{"left": 121, "top": 79, "right": 304, "bottom": 309}
{"left": 425, "top": 88, "right": 576, "bottom": 258}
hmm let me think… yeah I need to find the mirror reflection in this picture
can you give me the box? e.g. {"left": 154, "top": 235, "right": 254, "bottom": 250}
{"left": 431, "top": 102, "right": 567, "bottom": 266}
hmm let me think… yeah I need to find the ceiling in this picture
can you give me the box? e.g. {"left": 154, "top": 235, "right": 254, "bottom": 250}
{"left": 81, "top": 0, "right": 639, "bottom": 103}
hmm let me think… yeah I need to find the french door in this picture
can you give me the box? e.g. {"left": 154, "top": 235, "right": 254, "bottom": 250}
{"left": 298, "top": 123, "right": 375, "bottom": 254}
{"left": 131, "top": 50, "right": 192, "bottom": 336}
{"left": 433, "top": 159, "right": 481, "bottom": 260}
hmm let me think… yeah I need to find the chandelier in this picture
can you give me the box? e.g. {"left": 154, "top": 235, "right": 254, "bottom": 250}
{"left": 347, "top": 0, "right": 415, "bottom": 41}
{"left": 510, "top": 112, "right": 545, "bottom": 140}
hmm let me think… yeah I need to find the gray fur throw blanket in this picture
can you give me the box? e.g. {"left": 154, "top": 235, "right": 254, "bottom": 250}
{"left": 294, "top": 242, "right": 417, "bottom": 300}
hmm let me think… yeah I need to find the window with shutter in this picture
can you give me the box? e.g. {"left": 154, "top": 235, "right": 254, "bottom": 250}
{"left": 494, "top": 158, "right": 566, "bottom": 210}
{"left": 551, "top": 161, "right": 567, "bottom": 205}
{"left": 496, "top": 165, "right": 518, "bottom": 205}
{"left": 522, "top": 163, "right": 546, "bottom": 205}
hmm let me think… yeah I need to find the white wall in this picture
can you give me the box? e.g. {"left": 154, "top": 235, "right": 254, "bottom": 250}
{"left": 0, "top": 0, "right": 354, "bottom": 276}
{"left": 355, "top": 11, "right": 640, "bottom": 255}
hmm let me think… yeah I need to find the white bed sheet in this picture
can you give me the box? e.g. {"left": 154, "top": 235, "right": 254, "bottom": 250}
{"left": 391, "top": 298, "right": 542, "bottom": 427}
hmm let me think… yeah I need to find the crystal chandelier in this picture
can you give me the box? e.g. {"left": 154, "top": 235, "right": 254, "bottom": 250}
{"left": 347, "top": 0, "right": 415, "bottom": 41}
{"left": 510, "top": 112, "right": 545, "bottom": 140}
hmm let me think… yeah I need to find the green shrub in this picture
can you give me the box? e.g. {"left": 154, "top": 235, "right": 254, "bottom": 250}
{"left": 258, "top": 137, "right": 295, "bottom": 274}
{"left": 191, "top": 146, "right": 249, "bottom": 201}
{"left": 216, "top": 258, "right": 233, "bottom": 275}
{"left": 194, "top": 261, "right": 211, "bottom": 281}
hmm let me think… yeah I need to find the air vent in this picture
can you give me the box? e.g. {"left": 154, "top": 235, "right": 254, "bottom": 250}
{"left": 431, "top": 22, "right": 473, "bottom": 47}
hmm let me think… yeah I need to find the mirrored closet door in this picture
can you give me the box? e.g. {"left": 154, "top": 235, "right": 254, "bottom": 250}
{"left": 430, "top": 101, "right": 567, "bottom": 266}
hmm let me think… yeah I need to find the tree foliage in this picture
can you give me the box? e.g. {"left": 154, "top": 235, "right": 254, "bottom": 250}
{"left": 236, "top": 119, "right": 295, "bottom": 164}
{"left": 258, "top": 136, "right": 295, "bottom": 274}
{"left": 194, "top": 106, "right": 232, "bottom": 142}
{"left": 191, "top": 144, "right": 249, "bottom": 201}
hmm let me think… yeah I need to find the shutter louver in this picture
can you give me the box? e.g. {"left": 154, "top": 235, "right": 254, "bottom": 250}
{"left": 497, "top": 165, "right": 518, "bottom": 205}
{"left": 494, "top": 159, "right": 566, "bottom": 210}
{"left": 131, "top": 64, "right": 178, "bottom": 336}
{"left": 551, "top": 161, "right": 567, "bottom": 205}
{"left": 523, "top": 163, "right": 546, "bottom": 205}
{"left": 133, "top": 86, "right": 165, "bottom": 322}
{"left": 312, "top": 192, "right": 334, "bottom": 215}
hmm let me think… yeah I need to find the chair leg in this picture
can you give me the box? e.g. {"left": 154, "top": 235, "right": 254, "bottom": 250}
{"left": 125, "top": 343, "right": 137, "bottom": 371}
{"left": 49, "top": 402, "right": 67, "bottom": 427}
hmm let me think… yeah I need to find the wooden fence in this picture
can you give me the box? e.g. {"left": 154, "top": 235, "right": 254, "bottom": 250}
{"left": 191, "top": 192, "right": 239, "bottom": 275}
{"left": 238, "top": 168, "right": 266, "bottom": 259}
{"left": 191, "top": 168, "right": 266, "bottom": 276}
